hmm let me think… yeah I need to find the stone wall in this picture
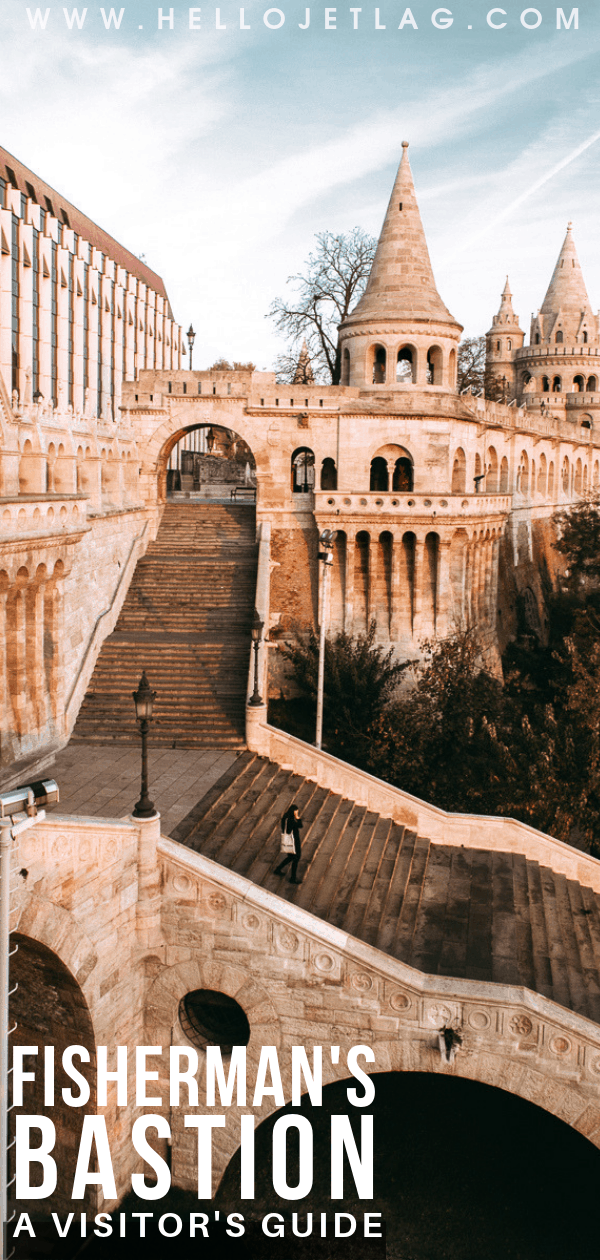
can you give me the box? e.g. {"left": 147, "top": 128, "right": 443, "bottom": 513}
{"left": 8, "top": 806, "right": 600, "bottom": 1219}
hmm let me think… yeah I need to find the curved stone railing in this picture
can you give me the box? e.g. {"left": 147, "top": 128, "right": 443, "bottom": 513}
{"left": 314, "top": 491, "right": 511, "bottom": 518}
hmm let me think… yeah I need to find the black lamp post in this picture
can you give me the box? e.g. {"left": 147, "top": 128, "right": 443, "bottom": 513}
{"left": 206, "top": 427, "right": 216, "bottom": 453}
{"left": 132, "top": 671, "right": 157, "bottom": 818}
{"left": 248, "top": 611, "right": 264, "bottom": 706}
{"left": 187, "top": 324, "right": 196, "bottom": 371}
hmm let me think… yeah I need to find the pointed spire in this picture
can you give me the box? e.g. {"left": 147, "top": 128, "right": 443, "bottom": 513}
{"left": 489, "top": 275, "right": 522, "bottom": 331}
{"left": 293, "top": 339, "right": 314, "bottom": 385}
{"left": 540, "top": 223, "right": 593, "bottom": 323}
{"left": 348, "top": 142, "right": 458, "bottom": 326}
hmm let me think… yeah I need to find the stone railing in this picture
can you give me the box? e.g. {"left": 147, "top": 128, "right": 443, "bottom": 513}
{"left": 0, "top": 493, "right": 89, "bottom": 542}
{"left": 63, "top": 519, "right": 149, "bottom": 735}
{"left": 314, "top": 491, "right": 512, "bottom": 519}
{"left": 247, "top": 722, "right": 600, "bottom": 893}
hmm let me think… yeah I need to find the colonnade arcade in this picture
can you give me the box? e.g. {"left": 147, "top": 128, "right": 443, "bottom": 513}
{"left": 320, "top": 521, "right": 503, "bottom": 647}
{"left": 0, "top": 556, "right": 65, "bottom": 756}
{"left": 341, "top": 340, "right": 457, "bottom": 389}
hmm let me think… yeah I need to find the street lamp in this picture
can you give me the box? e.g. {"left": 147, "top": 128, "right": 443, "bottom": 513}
{"left": 315, "top": 529, "right": 337, "bottom": 750}
{"left": 248, "top": 611, "right": 265, "bottom": 706}
{"left": 132, "top": 672, "right": 157, "bottom": 818}
{"left": 206, "top": 427, "right": 216, "bottom": 453}
{"left": 187, "top": 324, "right": 196, "bottom": 371}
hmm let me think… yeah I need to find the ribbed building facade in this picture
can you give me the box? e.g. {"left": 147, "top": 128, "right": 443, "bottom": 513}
{"left": 0, "top": 146, "right": 182, "bottom": 419}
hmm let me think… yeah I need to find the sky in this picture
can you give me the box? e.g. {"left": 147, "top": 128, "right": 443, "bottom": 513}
{"left": 2, "top": 0, "right": 600, "bottom": 368}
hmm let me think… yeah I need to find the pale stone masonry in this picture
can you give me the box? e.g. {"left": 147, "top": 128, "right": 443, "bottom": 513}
{"left": 1, "top": 140, "right": 600, "bottom": 772}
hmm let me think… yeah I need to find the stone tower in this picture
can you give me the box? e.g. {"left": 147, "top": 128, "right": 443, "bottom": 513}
{"left": 338, "top": 141, "right": 462, "bottom": 391}
{"left": 513, "top": 224, "right": 600, "bottom": 412}
{"left": 485, "top": 278, "right": 524, "bottom": 400}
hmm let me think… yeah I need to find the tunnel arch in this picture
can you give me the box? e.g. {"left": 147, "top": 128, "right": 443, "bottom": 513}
{"left": 160, "top": 423, "right": 257, "bottom": 498}
{"left": 214, "top": 1069, "right": 600, "bottom": 1256}
{"left": 10, "top": 932, "right": 97, "bottom": 1216}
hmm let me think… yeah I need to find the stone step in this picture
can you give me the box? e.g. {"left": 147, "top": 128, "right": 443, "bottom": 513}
{"left": 170, "top": 752, "right": 600, "bottom": 1020}
{"left": 72, "top": 501, "right": 257, "bottom": 747}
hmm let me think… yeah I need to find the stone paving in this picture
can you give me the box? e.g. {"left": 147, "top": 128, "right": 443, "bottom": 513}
{"left": 46, "top": 741, "right": 238, "bottom": 838}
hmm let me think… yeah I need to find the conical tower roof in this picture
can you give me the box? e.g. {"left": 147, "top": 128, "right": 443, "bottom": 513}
{"left": 293, "top": 339, "right": 314, "bottom": 384}
{"left": 540, "top": 224, "right": 593, "bottom": 320}
{"left": 345, "top": 142, "right": 459, "bottom": 328}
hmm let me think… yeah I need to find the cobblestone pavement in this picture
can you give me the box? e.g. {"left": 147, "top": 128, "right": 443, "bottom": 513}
{"left": 46, "top": 741, "right": 239, "bottom": 837}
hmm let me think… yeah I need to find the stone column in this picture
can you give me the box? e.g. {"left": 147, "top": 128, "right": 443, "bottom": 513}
{"left": 135, "top": 812, "right": 162, "bottom": 950}
{"left": 435, "top": 537, "right": 452, "bottom": 638}
{"left": 9, "top": 578, "right": 28, "bottom": 736}
{"left": 412, "top": 534, "right": 428, "bottom": 640}
{"left": 344, "top": 536, "right": 355, "bottom": 634}
{"left": 0, "top": 584, "right": 10, "bottom": 756}
{"left": 389, "top": 532, "right": 402, "bottom": 642}
{"left": 27, "top": 574, "right": 47, "bottom": 733}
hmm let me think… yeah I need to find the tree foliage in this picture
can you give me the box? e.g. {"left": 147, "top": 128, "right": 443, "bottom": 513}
{"left": 281, "top": 621, "right": 410, "bottom": 761}
{"left": 208, "top": 358, "right": 256, "bottom": 371}
{"left": 553, "top": 493, "right": 600, "bottom": 591}
{"left": 267, "top": 228, "right": 377, "bottom": 384}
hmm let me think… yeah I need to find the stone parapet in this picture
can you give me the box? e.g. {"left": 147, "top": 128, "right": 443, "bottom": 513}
{"left": 314, "top": 490, "right": 511, "bottom": 523}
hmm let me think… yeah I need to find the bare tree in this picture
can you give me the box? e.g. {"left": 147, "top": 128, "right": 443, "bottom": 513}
{"left": 267, "top": 228, "right": 377, "bottom": 384}
{"left": 457, "top": 336, "right": 486, "bottom": 394}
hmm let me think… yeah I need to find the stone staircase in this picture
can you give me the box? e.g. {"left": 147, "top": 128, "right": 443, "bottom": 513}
{"left": 173, "top": 750, "right": 600, "bottom": 1022}
{"left": 71, "top": 503, "right": 258, "bottom": 748}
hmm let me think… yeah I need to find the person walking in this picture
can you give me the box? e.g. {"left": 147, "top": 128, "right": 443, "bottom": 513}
{"left": 274, "top": 803, "right": 303, "bottom": 884}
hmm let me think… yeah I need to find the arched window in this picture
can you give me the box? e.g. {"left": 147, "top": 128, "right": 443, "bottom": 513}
{"left": 392, "top": 457, "right": 413, "bottom": 491}
{"left": 372, "top": 345, "right": 386, "bottom": 384}
{"left": 396, "top": 346, "right": 415, "bottom": 383}
{"left": 496, "top": 340, "right": 501, "bottom": 352}
{"left": 537, "top": 452, "right": 547, "bottom": 497}
{"left": 499, "top": 456, "right": 509, "bottom": 493}
{"left": 519, "top": 450, "right": 529, "bottom": 496}
{"left": 574, "top": 375, "right": 585, "bottom": 392}
{"left": 588, "top": 376, "right": 597, "bottom": 392}
{"left": 535, "top": 333, "right": 540, "bottom": 344}
{"left": 507, "top": 339, "right": 512, "bottom": 350}
{"left": 583, "top": 330, "right": 588, "bottom": 343}
{"left": 487, "top": 446, "right": 498, "bottom": 493}
{"left": 427, "top": 345, "right": 443, "bottom": 385}
{"left": 555, "top": 330, "right": 563, "bottom": 344}
{"left": 370, "top": 456, "right": 389, "bottom": 492}
{"left": 342, "top": 347, "right": 350, "bottom": 385}
{"left": 451, "top": 448, "right": 466, "bottom": 494}
{"left": 584, "top": 464, "right": 589, "bottom": 492}
{"left": 542, "top": 376, "right": 550, "bottom": 392}
{"left": 594, "top": 460, "right": 599, "bottom": 489}
{"left": 575, "top": 458, "right": 583, "bottom": 494}
{"left": 581, "top": 416, "right": 593, "bottom": 430}
{"left": 562, "top": 456, "right": 570, "bottom": 493}
{"left": 291, "top": 447, "right": 315, "bottom": 493}
{"left": 320, "top": 457, "right": 337, "bottom": 490}
{"left": 448, "top": 348, "right": 456, "bottom": 389}
{"left": 552, "top": 376, "right": 562, "bottom": 393}
{"left": 548, "top": 461, "right": 555, "bottom": 498}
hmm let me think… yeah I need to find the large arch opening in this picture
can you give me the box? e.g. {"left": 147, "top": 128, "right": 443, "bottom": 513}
{"left": 163, "top": 424, "right": 256, "bottom": 500}
{"left": 9, "top": 934, "right": 97, "bottom": 1218}
{"left": 214, "top": 1070, "right": 600, "bottom": 1257}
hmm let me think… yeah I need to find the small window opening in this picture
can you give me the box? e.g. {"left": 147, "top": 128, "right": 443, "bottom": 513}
{"left": 179, "top": 988, "right": 250, "bottom": 1054}
{"left": 556, "top": 330, "right": 563, "bottom": 344}
{"left": 183, "top": 381, "right": 187, "bottom": 394}
{"left": 168, "top": 381, "right": 172, "bottom": 394}
{"left": 398, "top": 202, "right": 403, "bottom": 210}
{"left": 319, "top": 399, "right": 323, "bottom": 407}
{"left": 198, "top": 382, "right": 202, "bottom": 394}
{"left": 25, "top": 181, "right": 37, "bottom": 204}
{"left": 213, "top": 385, "right": 216, "bottom": 395}
{"left": 583, "top": 331, "right": 588, "bottom": 344}
{"left": 6, "top": 166, "right": 18, "bottom": 189}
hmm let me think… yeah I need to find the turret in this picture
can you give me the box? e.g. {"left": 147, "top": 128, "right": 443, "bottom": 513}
{"left": 530, "top": 224, "right": 598, "bottom": 348}
{"left": 338, "top": 142, "right": 462, "bottom": 392}
{"left": 485, "top": 278, "right": 524, "bottom": 400}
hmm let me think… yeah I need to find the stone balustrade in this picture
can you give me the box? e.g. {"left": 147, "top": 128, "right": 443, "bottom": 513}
{"left": 314, "top": 490, "right": 511, "bottom": 519}
{"left": 0, "top": 493, "right": 89, "bottom": 541}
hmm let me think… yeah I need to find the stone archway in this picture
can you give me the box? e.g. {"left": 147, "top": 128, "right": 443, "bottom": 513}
{"left": 213, "top": 1070, "right": 600, "bottom": 1256}
{"left": 9, "top": 932, "right": 97, "bottom": 1217}
{"left": 159, "top": 424, "right": 256, "bottom": 500}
